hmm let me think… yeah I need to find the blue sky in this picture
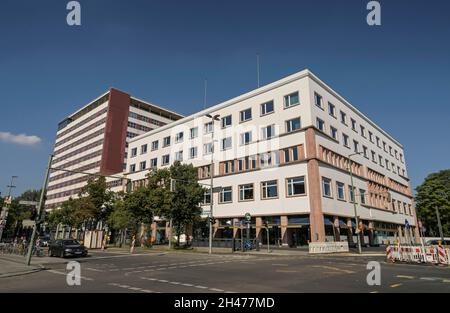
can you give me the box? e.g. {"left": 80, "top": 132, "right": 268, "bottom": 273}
{"left": 0, "top": 0, "right": 449, "bottom": 197}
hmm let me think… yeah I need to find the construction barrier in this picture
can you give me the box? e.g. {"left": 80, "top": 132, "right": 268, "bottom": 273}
{"left": 309, "top": 241, "right": 349, "bottom": 254}
{"left": 386, "top": 244, "right": 449, "bottom": 266}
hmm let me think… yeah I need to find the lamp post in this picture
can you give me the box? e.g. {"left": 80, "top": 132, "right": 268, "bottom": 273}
{"left": 205, "top": 113, "right": 220, "bottom": 254}
{"left": 348, "top": 152, "right": 362, "bottom": 254}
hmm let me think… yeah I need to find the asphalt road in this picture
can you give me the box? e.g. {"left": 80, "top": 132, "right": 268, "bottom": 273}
{"left": 1, "top": 250, "right": 449, "bottom": 293}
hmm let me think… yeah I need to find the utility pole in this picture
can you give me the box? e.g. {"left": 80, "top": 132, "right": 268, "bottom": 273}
{"left": 205, "top": 113, "right": 220, "bottom": 254}
{"left": 26, "top": 155, "right": 53, "bottom": 266}
{"left": 348, "top": 152, "right": 362, "bottom": 254}
{"left": 0, "top": 176, "right": 17, "bottom": 241}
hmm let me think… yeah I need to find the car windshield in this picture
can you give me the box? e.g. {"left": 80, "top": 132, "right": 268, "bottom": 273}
{"left": 63, "top": 240, "right": 80, "bottom": 245}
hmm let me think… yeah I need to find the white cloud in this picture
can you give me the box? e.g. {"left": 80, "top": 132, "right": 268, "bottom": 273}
{"left": 0, "top": 131, "right": 42, "bottom": 146}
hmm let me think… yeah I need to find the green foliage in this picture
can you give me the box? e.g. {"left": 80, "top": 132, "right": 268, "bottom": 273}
{"left": 108, "top": 197, "right": 136, "bottom": 231}
{"left": 415, "top": 169, "right": 450, "bottom": 236}
{"left": 1, "top": 189, "right": 41, "bottom": 238}
{"left": 79, "top": 176, "right": 114, "bottom": 220}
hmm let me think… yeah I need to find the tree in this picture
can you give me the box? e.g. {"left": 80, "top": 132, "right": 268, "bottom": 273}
{"left": 1, "top": 189, "right": 41, "bottom": 238}
{"left": 415, "top": 169, "right": 450, "bottom": 236}
{"left": 167, "top": 161, "right": 205, "bottom": 247}
{"left": 79, "top": 176, "right": 114, "bottom": 221}
{"left": 108, "top": 195, "right": 135, "bottom": 247}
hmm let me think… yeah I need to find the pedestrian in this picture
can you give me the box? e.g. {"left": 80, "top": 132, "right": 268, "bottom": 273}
{"left": 130, "top": 235, "right": 136, "bottom": 254}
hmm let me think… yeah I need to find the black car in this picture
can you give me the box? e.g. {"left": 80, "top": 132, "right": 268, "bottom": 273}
{"left": 48, "top": 239, "right": 88, "bottom": 258}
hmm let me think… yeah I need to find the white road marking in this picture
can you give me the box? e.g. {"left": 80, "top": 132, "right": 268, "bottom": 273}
{"left": 396, "top": 275, "right": 415, "bottom": 279}
{"left": 46, "top": 269, "right": 93, "bottom": 281}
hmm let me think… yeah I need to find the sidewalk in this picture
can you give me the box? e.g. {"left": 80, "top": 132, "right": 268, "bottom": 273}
{"left": 0, "top": 255, "right": 44, "bottom": 278}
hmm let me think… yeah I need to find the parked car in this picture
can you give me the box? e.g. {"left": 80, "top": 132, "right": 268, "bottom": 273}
{"left": 48, "top": 239, "right": 88, "bottom": 258}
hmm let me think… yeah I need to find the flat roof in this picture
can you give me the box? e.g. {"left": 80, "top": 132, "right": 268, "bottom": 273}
{"left": 129, "top": 69, "right": 403, "bottom": 148}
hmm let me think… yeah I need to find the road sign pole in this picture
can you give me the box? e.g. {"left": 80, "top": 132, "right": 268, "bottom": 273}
{"left": 267, "top": 226, "right": 270, "bottom": 253}
{"left": 26, "top": 154, "right": 53, "bottom": 266}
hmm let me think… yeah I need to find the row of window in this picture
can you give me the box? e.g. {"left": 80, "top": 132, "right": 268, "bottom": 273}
{"left": 128, "top": 111, "right": 167, "bottom": 127}
{"left": 202, "top": 176, "right": 306, "bottom": 204}
{"left": 52, "top": 139, "right": 104, "bottom": 165}
{"left": 56, "top": 107, "right": 108, "bottom": 139}
{"left": 55, "top": 118, "right": 106, "bottom": 148}
{"left": 49, "top": 161, "right": 101, "bottom": 183}
{"left": 53, "top": 128, "right": 105, "bottom": 156}
{"left": 128, "top": 121, "right": 153, "bottom": 133}
{"left": 314, "top": 91, "right": 405, "bottom": 168}
{"left": 321, "top": 177, "right": 365, "bottom": 204}
{"left": 131, "top": 116, "right": 302, "bottom": 161}
{"left": 315, "top": 114, "right": 406, "bottom": 177}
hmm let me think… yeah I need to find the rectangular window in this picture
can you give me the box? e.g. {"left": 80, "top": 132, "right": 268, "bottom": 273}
{"left": 371, "top": 150, "right": 376, "bottom": 163}
{"left": 204, "top": 121, "right": 213, "bottom": 134}
{"left": 219, "top": 186, "right": 232, "bottom": 203}
{"left": 139, "top": 161, "right": 146, "bottom": 171}
{"left": 330, "top": 126, "right": 338, "bottom": 140}
{"left": 284, "top": 148, "right": 290, "bottom": 163}
{"left": 284, "top": 92, "right": 300, "bottom": 108}
{"left": 175, "top": 132, "right": 184, "bottom": 143}
{"left": 163, "top": 136, "right": 171, "bottom": 147}
{"left": 287, "top": 176, "right": 305, "bottom": 196}
{"left": 223, "top": 161, "right": 235, "bottom": 174}
{"left": 151, "top": 140, "right": 159, "bottom": 151}
{"left": 239, "top": 184, "right": 254, "bottom": 201}
{"left": 376, "top": 136, "right": 380, "bottom": 148}
{"left": 292, "top": 147, "right": 299, "bottom": 161}
{"left": 343, "top": 133, "right": 349, "bottom": 147}
{"left": 363, "top": 145, "right": 368, "bottom": 158}
{"left": 368, "top": 131, "right": 373, "bottom": 143}
{"left": 162, "top": 154, "right": 170, "bottom": 165}
{"left": 349, "top": 185, "right": 355, "bottom": 202}
{"left": 131, "top": 147, "right": 137, "bottom": 157}
{"left": 221, "top": 115, "right": 232, "bottom": 128}
{"left": 328, "top": 102, "right": 336, "bottom": 117}
{"left": 316, "top": 118, "right": 325, "bottom": 132}
{"left": 383, "top": 141, "right": 387, "bottom": 152}
{"left": 379, "top": 155, "right": 383, "bottom": 166}
{"left": 141, "top": 144, "right": 147, "bottom": 154}
{"left": 261, "top": 124, "right": 275, "bottom": 140}
{"left": 337, "top": 182, "right": 345, "bottom": 200}
{"left": 175, "top": 150, "right": 183, "bottom": 161}
{"left": 286, "top": 117, "right": 301, "bottom": 133}
{"left": 385, "top": 159, "right": 390, "bottom": 170}
{"left": 221, "top": 137, "right": 232, "bottom": 150}
{"left": 322, "top": 177, "right": 332, "bottom": 197}
{"left": 351, "top": 118, "right": 357, "bottom": 131}
{"left": 203, "top": 190, "right": 211, "bottom": 205}
{"left": 150, "top": 158, "right": 157, "bottom": 168}
{"left": 190, "top": 127, "right": 198, "bottom": 139}
{"left": 261, "top": 180, "right": 278, "bottom": 199}
{"left": 189, "top": 147, "right": 197, "bottom": 159}
{"left": 340, "top": 111, "right": 347, "bottom": 125}
{"left": 203, "top": 142, "right": 213, "bottom": 155}
{"left": 314, "top": 92, "right": 323, "bottom": 108}
{"left": 360, "top": 189, "right": 366, "bottom": 204}
{"left": 353, "top": 140, "right": 359, "bottom": 153}
{"left": 239, "top": 108, "right": 252, "bottom": 122}
{"left": 260, "top": 100, "right": 274, "bottom": 115}
{"left": 240, "top": 131, "right": 252, "bottom": 145}
{"left": 129, "top": 164, "right": 136, "bottom": 172}
{"left": 389, "top": 146, "right": 393, "bottom": 156}
{"left": 360, "top": 125, "right": 366, "bottom": 138}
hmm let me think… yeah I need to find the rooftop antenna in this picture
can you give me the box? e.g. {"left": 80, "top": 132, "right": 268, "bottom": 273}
{"left": 256, "top": 53, "right": 260, "bottom": 88}
{"left": 203, "top": 79, "right": 208, "bottom": 109}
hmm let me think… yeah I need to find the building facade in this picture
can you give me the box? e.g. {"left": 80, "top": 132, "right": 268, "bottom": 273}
{"left": 45, "top": 88, "right": 183, "bottom": 209}
{"left": 119, "top": 70, "right": 420, "bottom": 246}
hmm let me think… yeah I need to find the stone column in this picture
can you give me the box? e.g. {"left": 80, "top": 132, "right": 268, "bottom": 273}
{"left": 333, "top": 216, "right": 340, "bottom": 241}
{"left": 281, "top": 215, "right": 288, "bottom": 246}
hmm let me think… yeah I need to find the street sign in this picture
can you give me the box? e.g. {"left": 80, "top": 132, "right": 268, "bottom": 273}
{"left": 212, "top": 186, "right": 223, "bottom": 193}
{"left": 19, "top": 200, "right": 38, "bottom": 206}
{"left": 244, "top": 212, "right": 251, "bottom": 221}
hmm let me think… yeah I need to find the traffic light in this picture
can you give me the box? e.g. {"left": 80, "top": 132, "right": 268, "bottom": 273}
{"left": 209, "top": 217, "right": 216, "bottom": 225}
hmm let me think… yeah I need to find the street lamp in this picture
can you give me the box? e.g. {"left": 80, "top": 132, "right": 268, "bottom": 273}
{"left": 205, "top": 113, "right": 220, "bottom": 254}
{"left": 348, "top": 152, "right": 362, "bottom": 254}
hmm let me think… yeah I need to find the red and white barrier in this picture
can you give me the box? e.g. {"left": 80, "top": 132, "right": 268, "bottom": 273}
{"left": 386, "top": 244, "right": 449, "bottom": 266}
